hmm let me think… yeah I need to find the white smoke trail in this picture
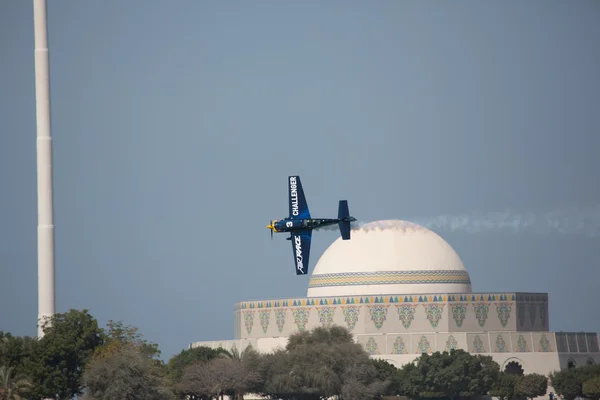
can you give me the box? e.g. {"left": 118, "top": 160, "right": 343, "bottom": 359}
{"left": 406, "top": 205, "right": 600, "bottom": 237}
{"left": 314, "top": 205, "right": 600, "bottom": 237}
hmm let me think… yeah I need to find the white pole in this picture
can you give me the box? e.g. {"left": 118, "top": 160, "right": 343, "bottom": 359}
{"left": 33, "top": 0, "right": 55, "bottom": 338}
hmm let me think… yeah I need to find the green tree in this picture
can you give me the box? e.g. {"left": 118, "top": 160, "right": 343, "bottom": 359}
{"left": 0, "top": 333, "right": 39, "bottom": 383}
{"left": 219, "top": 345, "right": 263, "bottom": 399}
{"left": 178, "top": 357, "right": 248, "bottom": 400}
{"left": 81, "top": 347, "right": 175, "bottom": 400}
{"left": 0, "top": 365, "right": 33, "bottom": 400}
{"left": 583, "top": 376, "right": 600, "bottom": 400}
{"left": 397, "top": 349, "right": 500, "bottom": 399}
{"left": 93, "top": 320, "right": 160, "bottom": 360}
{"left": 515, "top": 373, "right": 548, "bottom": 400}
{"left": 396, "top": 362, "right": 423, "bottom": 399}
{"left": 489, "top": 372, "right": 518, "bottom": 400}
{"left": 259, "top": 326, "right": 388, "bottom": 400}
{"left": 371, "top": 359, "right": 402, "bottom": 395}
{"left": 175, "top": 345, "right": 262, "bottom": 400}
{"left": 31, "top": 309, "right": 104, "bottom": 400}
{"left": 550, "top": 364, "right": 600, "bottom": 400}
{"left": 166, "top": 345, "right": 231, "bottom": 396}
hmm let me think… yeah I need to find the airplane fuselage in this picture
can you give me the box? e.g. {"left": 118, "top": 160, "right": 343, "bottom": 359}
{"left": 272, "top": 217, "right": 355, "bottom": 236}
{"left": 267, "top": 175, "right": 356, "bottom": 275}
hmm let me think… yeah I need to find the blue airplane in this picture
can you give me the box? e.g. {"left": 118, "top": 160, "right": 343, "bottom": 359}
{"left": 266, "top": 176, "right": 356, "bottom": 275}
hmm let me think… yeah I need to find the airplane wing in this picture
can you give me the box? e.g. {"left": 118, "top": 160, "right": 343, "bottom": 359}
{"left": 288, "top": 176, "right": 311, "bottom": 220}
{"left": 291, "top": 230, "right": 312, "bottom": 275}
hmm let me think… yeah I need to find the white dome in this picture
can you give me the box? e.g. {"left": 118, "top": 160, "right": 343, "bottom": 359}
{"left": 307, "top": 220, "right": 472, "bottom": 297}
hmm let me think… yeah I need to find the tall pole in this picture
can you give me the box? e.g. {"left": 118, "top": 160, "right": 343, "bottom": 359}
{"left": 33, "top": 0, "right": 55, "bottom": 338}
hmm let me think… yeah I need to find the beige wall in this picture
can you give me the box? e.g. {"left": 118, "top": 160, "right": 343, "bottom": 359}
{"left": 191, "top": 331, "right": 598, "bottom": 357}
{"left": 190, "top": 291, "right": 598, "bottom": 381}
{"left": 353, "top": 332, "right": 560, "bottom": 355}
{"left": 190, "top": 333, "right": 599, "bottom": 375}
{"left": 234, "top": 292, "right": 550, "bottom": 339}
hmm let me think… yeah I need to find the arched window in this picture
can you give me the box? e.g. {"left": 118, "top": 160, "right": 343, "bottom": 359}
{"left": 505, "top": 361, "right": 524, "bottom": 376}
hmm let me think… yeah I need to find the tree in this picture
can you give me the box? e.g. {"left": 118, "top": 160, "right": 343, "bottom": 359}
{"left": 0, "top": 365, "right": 33, "bottom": 400}
{"left": 219, "top": 345, "right": 263, "bottom": 399}
{"left": 81, "top": 347, "right": 175, "bottom": 400}
{"left": 397, "top": 349, "right": 500, "bottom": 399}
{"left": 338, "top": 360, "right": 389, "bottom": 400}
{"left": 490, "top": 372, "right": 518, "bottom": 400}
{"left": 515, "top": 373, "right": 548, "bottom": 400}
{"left": 371, "top": 359, "right": 402, "bottom": 395}
{"left": 166, "top": 345, "right": 231, "bottom": 397}
{"left": 583, "top": 376, "right": 600, "bottom": 400}
{"left": 550, "top": 364, "right": 600, "bottom": 400}
{"left": 177, "top": 357, "right": 248, "bottom": 400}
{"left": 0, "top": 333, "right": 40, "bottom": 385}
{"left": 31, "top": 309, "right": 104, "bottom": 400}
{"left": 259, "top": 326, "right": 388, "bottom": 400}
{"left": 177, "top": 346, "right": 262, "bottom": 400}
{"left": 396, "top": 362, "right": 423, "bottom": 399}
{"left": 93, "top": 320, "right": 160, "bottom": 360}
{"left": 82, "top": 320, "right": 173, "bottom": 400}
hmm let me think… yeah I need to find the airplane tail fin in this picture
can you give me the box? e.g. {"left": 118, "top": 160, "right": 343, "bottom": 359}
{"left": 338, "top": 200, "right": 351, "bottom": 240}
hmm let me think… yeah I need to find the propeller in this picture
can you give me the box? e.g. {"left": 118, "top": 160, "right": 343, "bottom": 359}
{"left": 267, "top": 220, "right": 275, "bottom": 239}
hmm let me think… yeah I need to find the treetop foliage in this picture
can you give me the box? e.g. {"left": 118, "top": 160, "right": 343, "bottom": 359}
{"left": 583, "top": 375, "right": 600, "bottom": 400}
{"left": 550, "top": 364, "right": 600, "bottom": 400}
{"left": 285, "top": 325, "right": 354, "bottom": 351}
{"left": 514, "top": 372, "right": 548, "bottom": 400}
{"left": 81, "top": 347, "right": 174, "bottom": 400}
{"left": 399, "top": 349, "right": 500, "bottom": 400}
{"left": 92, "top": 320, "right": 160, "bottom": 361}
{"left": 489, "top": 372, "right": 519, "bottom": 400}
{"left": 2, "top": 312, "right": 599, "bottom": 400}
{"left": 165, "top": 345, "right": 231, "bottom": 387}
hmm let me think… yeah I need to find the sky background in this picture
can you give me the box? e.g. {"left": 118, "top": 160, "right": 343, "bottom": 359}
{"left": 1, "top": 0, "right": 599, "bottom": 360}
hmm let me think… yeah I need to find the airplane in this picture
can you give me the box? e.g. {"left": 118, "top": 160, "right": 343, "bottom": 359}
{"left": 266, "top": 176, "right": 356, "bottom": 276}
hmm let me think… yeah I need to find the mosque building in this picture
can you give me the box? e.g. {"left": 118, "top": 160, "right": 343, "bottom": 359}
{"left": 190, "top": 220, "right": 599, "bottom": 378}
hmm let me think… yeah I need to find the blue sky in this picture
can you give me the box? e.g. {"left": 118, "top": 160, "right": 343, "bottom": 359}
{"left": 1, "top": 1, "right": 599, "bottom": 360}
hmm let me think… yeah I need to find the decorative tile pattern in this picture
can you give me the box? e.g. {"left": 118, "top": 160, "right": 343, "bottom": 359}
{"left": 450, "top": 304, "right": 467, "bottom": 327}
{"left": 473, "top": 303, "right": 489, "bottom": 328}
{"left": 368, "top": 305, "right": 390, "bottom": 330}
{"left": 365, "top": 337, "right": 379, "bottom": 355}
{"left": 417, "top": 335, "right": 432, "bottom": 354}
{"left": 539, "top": 334, "right": 551, "bottom": 352}
{"left": 259, "top": 310, "right": 271, "bottom": 334}
{"left": 423, "top": 304, "right": 445, "bottom": 328}
{"left": 539, "top": 304, "right": 547, "bottom": 327}
{"left": 517, "top": 335, "right": 529, "bottom": 352}
{"left": 472, "top": 335, "right": 485, "bottom": 353}
{"left": 396, "top": 304, "right": 417, "bottom": 329}
{"left": 237, "top": 292, "right": 526, "bottom": 310}
{"left": 292, "top": 308, "right": 310, "bottom": 331}
{"left": 392, "top": 336, "right": 408, "bottom": 354}
{"left": 275, "top": 308, "right": 287, "bottom": 333}
{"left": 528, "top": 303, "right": 536, "bottom": 326}
{"left": 495, "top": 303, "right": 512, "bottom": 328}
{"left": 495, "top": 335, "right": 507, "bottom": 353}
{"left": 244, "top": 311, "right": 255, "bottom": 335}
{"left": 317, "top": 307, "right": 336, "bottom": 328}
{"left": 308, "top": 270, "right": 472, "bottom": 289}
{"left": 341, "top": 306, "right": 361, "bottom": 331}
{"left": 445, "top": 335, "right": 458, "bottom": 351}
{"left": 518, "top": 303, "right": 526, "bottom": 327}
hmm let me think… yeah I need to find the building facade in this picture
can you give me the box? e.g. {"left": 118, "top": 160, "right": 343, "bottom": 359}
{"left": 190, "top": 220, "right": 599, "bottom": 380}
